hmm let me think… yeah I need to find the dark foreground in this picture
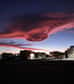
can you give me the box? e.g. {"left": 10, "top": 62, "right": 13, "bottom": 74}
{"left": 0, "top": 59, "right": 74, "bottom": 80}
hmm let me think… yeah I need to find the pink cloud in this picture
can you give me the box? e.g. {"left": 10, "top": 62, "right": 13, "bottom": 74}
{"left": 0, "top": 12, "right": 74, "bottom": 49}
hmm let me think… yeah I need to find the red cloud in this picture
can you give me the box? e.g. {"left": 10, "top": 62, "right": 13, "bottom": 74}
{"left": 0, "top": 44, "right": 49, "bottom": 52}
{"left": 0, "top": 12, "right": 74, "bottom": 42}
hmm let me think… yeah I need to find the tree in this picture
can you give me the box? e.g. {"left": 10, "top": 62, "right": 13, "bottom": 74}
{"left": 65, "top": 50, "right": 68, "bottom": 58}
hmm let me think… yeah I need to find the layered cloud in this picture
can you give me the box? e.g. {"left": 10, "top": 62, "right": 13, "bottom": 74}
{"left": 0, "top": 12, "right": 74, "bottom": 49}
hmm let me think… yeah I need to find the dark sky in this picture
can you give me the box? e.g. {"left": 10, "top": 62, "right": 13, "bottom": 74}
{"left": 0, "top": 0, "right": 74, "bottom": 53}
{"left": 0, "top": 0, "right": 74, "bottom": 15}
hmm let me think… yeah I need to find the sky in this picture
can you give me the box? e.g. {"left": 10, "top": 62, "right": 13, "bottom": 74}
{"left": 0, "top": 0, "right": 74, "bottom": 53}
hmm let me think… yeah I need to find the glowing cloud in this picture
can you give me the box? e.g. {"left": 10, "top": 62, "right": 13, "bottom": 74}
{"left": 0, "top": 12, "right": 74, "bottom": 49}
{"left": 0, "top": 44, "right": 49, "bottom": 52}
{"left": 0, "top": 12, "right": 74, "bottom": 41}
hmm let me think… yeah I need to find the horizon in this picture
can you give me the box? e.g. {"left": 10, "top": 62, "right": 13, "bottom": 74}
{"left": 0, "top": 45, "right": 72, "bottom": 55}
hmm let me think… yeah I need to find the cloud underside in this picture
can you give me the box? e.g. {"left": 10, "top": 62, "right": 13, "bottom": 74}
{"left": 0, "top": 12, "right": 74, "bottom": 49}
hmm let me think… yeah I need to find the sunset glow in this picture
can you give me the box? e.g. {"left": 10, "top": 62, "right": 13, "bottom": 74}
{"left": 0, "top": 0, "right": 74, "bottom": 54}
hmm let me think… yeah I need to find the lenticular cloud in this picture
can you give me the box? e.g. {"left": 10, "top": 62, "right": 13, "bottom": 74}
{"left": 0, "top": 12, "right": 74, "bottom": 49}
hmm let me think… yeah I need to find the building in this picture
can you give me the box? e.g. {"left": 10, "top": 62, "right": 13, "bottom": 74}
{"left": 65, "top": 46, "right": 74, "bottom": 58}
{"left": 19, "top": 50, "right": 32, "bottom": 60}
{"left": 50, "top": 51, "right": 65, "bottom": 59}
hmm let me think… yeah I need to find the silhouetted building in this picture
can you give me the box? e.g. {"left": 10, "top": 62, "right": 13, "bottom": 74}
{"left": 50, "top": 51, "right": 65, "bottom": 59}
{"left": 1, "top": 53, "right": 15, "bottom": 61}
{"left": 34, "top": 52, "right": 48, "bottom": 59}
{"left": 19, "top": 50, "right": 32, "bottom": 60}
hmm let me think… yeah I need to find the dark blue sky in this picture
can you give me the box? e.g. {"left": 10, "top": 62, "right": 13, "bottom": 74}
{"left": 0, "top": 0, "right": 74, "bottom": 53}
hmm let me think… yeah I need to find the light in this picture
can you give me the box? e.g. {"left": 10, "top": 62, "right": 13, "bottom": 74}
{"left": 30, "top": 53, "right": 35, "bottom": 59}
